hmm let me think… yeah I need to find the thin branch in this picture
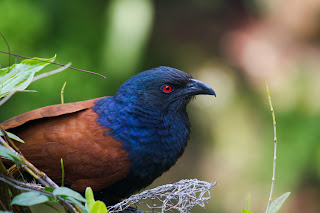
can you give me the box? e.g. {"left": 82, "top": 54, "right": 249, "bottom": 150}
{"left": 0, "top": 50, "right": 106, "bottom": 79}
{"left": 60, "top": 82, "right": 67, "bottom": 104}
{"left": 0, "top": 174, "right": 78, "bottom": 213}
{"left": 32, "top": 62, "right": 71, "bottom": 82}
{"left": 0, "top": 135, "right": 57, "bottom": 188}
{"left": 265, "top": 83, "right": 277, "bottom": 213}
{"left": 0, "top": 135, "right": 79, "bottom": 213}
{"left": 0, "top": 174, "right": 47, "bottom": 194}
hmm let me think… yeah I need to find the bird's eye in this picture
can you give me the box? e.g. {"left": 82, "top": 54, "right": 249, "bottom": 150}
{"left": 161, "top": 85, "right": 173, "bottom": 93}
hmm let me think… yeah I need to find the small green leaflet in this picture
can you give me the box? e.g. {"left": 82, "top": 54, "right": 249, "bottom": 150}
{"left": 0, "top": 56, "right": 56, "bottom": 98}
{"left": 11, "top": 191, "right": 49, "bottom": 206}
{"left": 90, "top": 201, "right": 107, "bottom": 213}
{"left": 85, "top": 187, "right": 95, "bottom": 211}
{"left": 0, "top": 131, "right": 24, "bottom": 143}
{"left": 52, "top": 187, "right": 86, "bottom": 203}
{"left": 0, "top": 145, "right": 22, "bottom": 163}
{"left": 242, "top": 209, "right": 253, "bottom": 213}
{"left": 267, "top": 192, "right": 291, "bottom": 213}
{"left": 66, "top": 197, "right": 88, "bottom": 213}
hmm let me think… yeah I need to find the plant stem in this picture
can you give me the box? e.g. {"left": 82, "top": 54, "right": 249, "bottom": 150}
{"left": 61, "top": 82, "right": 67, "bottom": 104}
{"left": 265, "top": 83, "right": 277, "bottom": 213}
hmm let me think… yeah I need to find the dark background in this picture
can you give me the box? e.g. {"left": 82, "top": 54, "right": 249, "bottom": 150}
{"left": 1, "top": 0, "right": 320, "bottom": 212}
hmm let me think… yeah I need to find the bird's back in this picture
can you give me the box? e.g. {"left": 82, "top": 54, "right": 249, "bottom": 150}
{"left": 1, "top": 97, "right": 130, "bottom": 192}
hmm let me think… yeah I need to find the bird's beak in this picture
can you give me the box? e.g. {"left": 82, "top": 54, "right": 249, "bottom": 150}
{"left": 185, "top": 79, "right": 216, "bottom": 97}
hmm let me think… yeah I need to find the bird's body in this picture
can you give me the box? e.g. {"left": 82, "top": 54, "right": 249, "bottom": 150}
{"left": 1, "top": 67, "right": 215, "bottom": 204}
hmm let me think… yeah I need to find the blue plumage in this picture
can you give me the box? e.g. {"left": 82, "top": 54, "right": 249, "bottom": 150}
{"left": 93, "top": 66, "right": 215, "bottom": 204}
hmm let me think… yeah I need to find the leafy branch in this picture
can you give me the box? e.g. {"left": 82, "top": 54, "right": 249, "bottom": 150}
{"left": 0, "top": 54, "right": 98, "bottom": 212}
{"left": 0, "top": 50, "right": 106, "bottom": 79}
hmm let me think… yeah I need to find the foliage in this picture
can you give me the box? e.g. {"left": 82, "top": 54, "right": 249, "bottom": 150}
{"left": 242, "top": 193, "right": 290, "bottom": 213}
{"left": 266, "top": 192, "right": 291, "bottom": 213}
{"left": 0, "top": 131, "right": 24, "bottom": 143}
{"left": 85, "top": 187, "right": 107, "bottom": 213}
{"left": 0, "top": 146, "right": 23, "bottom": 164}
{"left": 0, "top": 56, "right": 55, "bottom": 98}
{"left": 11, "top": 191, "right": 49, "bottom": 206}
{"left": 0, "top": 56, "right": 90, "bottom": 213}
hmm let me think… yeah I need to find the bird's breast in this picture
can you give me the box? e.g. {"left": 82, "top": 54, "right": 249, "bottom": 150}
{"left": 116, "top": 114, "right": 190, "bottom": 186}
{"left": 94, "top": 97, "right": 191, "bottom": 189}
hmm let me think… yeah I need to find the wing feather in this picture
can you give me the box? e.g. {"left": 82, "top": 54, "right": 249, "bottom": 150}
{"left": 0, "top": 97, "right": 103, "bottom": 130}
{"left": 1, "top": 97, "right": 130, "bottom": 192}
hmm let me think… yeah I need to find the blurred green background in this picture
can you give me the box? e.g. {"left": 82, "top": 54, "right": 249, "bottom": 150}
{"left": 1, "top": 0, "right": 320, "bottom": 212}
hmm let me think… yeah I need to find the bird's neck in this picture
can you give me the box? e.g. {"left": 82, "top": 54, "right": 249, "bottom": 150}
{"left": 94, "top": 96, "right": 190, "bottom": 183}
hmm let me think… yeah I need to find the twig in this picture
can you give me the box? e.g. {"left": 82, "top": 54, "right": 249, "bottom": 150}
{"left": 0, "top": 133, "right": 58, "bottom": 188}
{"left": 0, "top": 174, "right": 78, "bottom": 213}
{"left": 265, "top": 83, "right": 277, "bottom": 213}
{"left": 0, "top": 135, "right": 79, "bottom": 213}
{"left": 0, "top": 174, "right": 47, "bottom": 193}
{"left": 0, "top": 50, "right": 106, "bottom": 79}
{"left": 108, "top": 179, "right": 216, "bottom": 213}
{"left": 61, "top": 82, "right": 67, "bottom": 104}
{"left": 32, "top": 62, "right": 72, "bottom": 83}
{"left": 0, "top": 152, "right": 28, "bottom": 212}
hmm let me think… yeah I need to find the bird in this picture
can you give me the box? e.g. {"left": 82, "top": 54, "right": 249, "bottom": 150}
{"left": 0, "top": 66, "right": 216, "bottom": 205}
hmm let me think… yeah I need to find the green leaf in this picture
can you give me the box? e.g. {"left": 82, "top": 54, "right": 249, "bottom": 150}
{"left": 267, "top": 192, "right": 291, "bottom": 213}
{"left": 66, "top": 197, "right": 88, "bottom": 213}
{"left": 43, "top": 186, "right": 55, "bottom": 193}
{"left": 0, "top": 131, "right": 24, "bottom": 143}
{"left": 90, "top": 201, "right": 107, "bottom": 213}
{"left": 53, "top": 187, "right": 86, "bottom": 203}
{"left": 0, "top": 56, "right": 55, "bottom": 98}
{"left": 0, "top": 211, "right": 13, "bottom": 213}
{"left": 11, "top": 191, "right": 49, "bottom": 206}
{"left": 0, "top": 145, "right": 22, "bottom": 163}
{"left": 85, "top": 187, "right": 95, "bottom": 211}
{"left": 242, "top": 209, "right": 253, "bottom": 213}
{"left": 43, "top": 186, "right": 57, "bottom": 202}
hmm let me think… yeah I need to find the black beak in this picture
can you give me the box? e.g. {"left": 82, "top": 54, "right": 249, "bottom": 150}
{"left": 184, "top": 79, "right": 216, "bottom": 97}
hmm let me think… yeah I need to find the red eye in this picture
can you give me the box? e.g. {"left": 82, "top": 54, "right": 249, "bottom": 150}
{"left": 162, "top": 85, "right": 173, "bottom": 93}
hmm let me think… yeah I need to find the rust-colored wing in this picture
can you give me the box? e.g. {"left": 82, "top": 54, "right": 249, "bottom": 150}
{"left": 1, "top": 98, "right": 130, "bottom": 192}
{"left": 0, "top": 97, "right": 103, "bottom": 130}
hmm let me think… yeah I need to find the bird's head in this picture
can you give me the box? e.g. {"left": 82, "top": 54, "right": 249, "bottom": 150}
{"left": 115, "top": 66, "right": 216, "bottom": 113}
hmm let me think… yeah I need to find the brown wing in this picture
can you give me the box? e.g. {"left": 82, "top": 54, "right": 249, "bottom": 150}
{"left": 0, "top": 97, "right": 103, "bottom": 130}
{"left": 1, "top": 98, "right": 130, "bottom": 192}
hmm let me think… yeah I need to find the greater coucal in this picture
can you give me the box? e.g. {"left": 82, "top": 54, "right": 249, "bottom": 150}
{"left": 1, "top": 66, "right": 216, "bottom": 205}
